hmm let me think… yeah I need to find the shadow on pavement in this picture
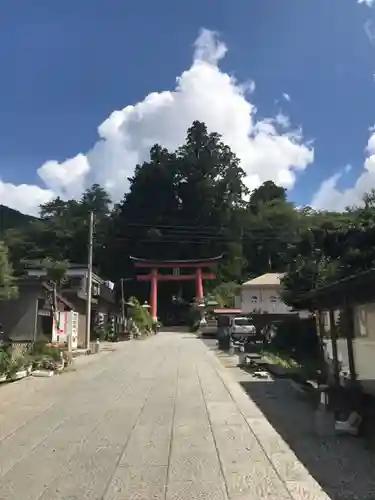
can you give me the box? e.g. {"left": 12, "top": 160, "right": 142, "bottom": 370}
{"left": 240, "top": 377, "right": 375, "bottom": 500}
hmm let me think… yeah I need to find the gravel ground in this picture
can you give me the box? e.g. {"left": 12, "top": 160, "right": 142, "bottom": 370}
{"left": 209, "top": 342, "right": 375, "bottom": 500}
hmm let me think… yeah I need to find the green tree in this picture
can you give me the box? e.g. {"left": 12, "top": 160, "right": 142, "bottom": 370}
{"left": 281, "top": 208, "right": 356, "bottom": 306}
{"left": 211, "top": 281, "right": 239, "bottom": 308}
{"left": 0, "top": 241, "right": 18, "bottom": 300}
{"left": 242, "top": 183, "right": 299, "bottom": 277}
{"left": 5, "top": 184, "right": 112, "bottom": 276}
{"left": 107, "top": 121, "right": 249, "bottom": 290}
{"left": 9, "top": 120, "right": 375, "bottom": 319}
{"left": 41, "top": 258, "right": 68, "bottom": 332}
{"left": 248, "top": 181, "right": 286, "bottom": 213}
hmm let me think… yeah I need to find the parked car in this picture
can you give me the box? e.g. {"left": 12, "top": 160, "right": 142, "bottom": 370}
{"left": 199, "top": 317, "right": 218, "bottom": 337}
{"left": 229, "top": 316, "right": 256, "bottom": 341}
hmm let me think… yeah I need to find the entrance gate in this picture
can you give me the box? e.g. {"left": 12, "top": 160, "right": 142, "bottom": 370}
{"left": 130, "top": 256, "right": 222, "bottom": 321}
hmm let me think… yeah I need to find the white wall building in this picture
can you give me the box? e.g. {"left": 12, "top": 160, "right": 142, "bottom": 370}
{"left": 239, "top": 273, "right": 309, "bottom": 317}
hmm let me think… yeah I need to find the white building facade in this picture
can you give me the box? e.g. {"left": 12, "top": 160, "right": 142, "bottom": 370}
{"left": 239, "top": 273, "right": 309, "bottom": 316}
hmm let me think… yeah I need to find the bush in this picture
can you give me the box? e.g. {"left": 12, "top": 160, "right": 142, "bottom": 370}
{"left": 30, "top": 341, "right": 62, "bottom": 361}
{"left": 187, "top": 305, "right": 202, "bottom": 331}
{"left": 128, "top": 297, "right": 152, "bottom": 331}
{"left": 271, "top": 317, "right": 320, "bottom": 361}
{"left": 104, "top": 325, "right": 117, "bottom": 341}
{"left": 7, "top": 355, "right": 26, "bottom": 378}
{"left": 0, "top": 349, "right": 11, "bottom": 375}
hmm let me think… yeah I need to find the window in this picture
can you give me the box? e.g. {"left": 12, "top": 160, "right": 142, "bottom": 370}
{"left": 92, "top": 283, "right": 100, "bottom": 297}
{"left": 233, "top": 317, "right": 252, "bottom": 326}
{"left": 270, "top": 295, "right": 277, "bottom": 303}
{"left": 251, "top": 296, "right": 258, "bottom": 303}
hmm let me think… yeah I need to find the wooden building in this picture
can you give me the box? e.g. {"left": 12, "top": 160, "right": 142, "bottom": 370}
{"left": 296, "top": 269, "right": 375, "bottom": 397}
{"left": 0, "top": 277, "right": 74, "bottom": 343}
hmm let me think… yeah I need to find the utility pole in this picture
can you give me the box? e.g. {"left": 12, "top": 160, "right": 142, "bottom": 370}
{"left": 85, "top": 211, "right": 94, "bottom": 350}
{"left": 121, "top": 278, "right": 125, "bottom": 327}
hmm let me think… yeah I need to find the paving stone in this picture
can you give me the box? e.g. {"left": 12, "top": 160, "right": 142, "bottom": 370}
{"left": 246, "top": 415, "right": 293, "bottom": 448}
{"left": 119, "top": 424, "right": 171, "bottom": 467}
{"left": 213, "top": 424, "right": 266, "bottom": 470}
{"left": 0, "top": 333, "right": 334, "bottom": 500}
{"left": 169, "top": 450, "right": 222, "bottom": 483}
{"left": 224, "top": 464, "right": 291, "bottom": 500}
{"left": 207, "top": 401, "right": 247, "bottom": 427}
{"left": 286, "top": 479, "right": 332, "bottom": 500}
{"left": 104, "top": 465, "right": 168, "bottom": 500}
{"left": 166, "top": 480, "right": 228, "bottom": 500}
{"left": 40, "top": 447, "right": 123, "bottom": 500}
{"left": 269, "top": 451, "right": 314, "bottom": 483}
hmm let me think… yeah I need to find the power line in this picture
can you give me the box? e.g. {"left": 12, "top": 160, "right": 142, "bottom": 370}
{"left": 111, "top": 221, "right": 298, "bottom": 233}
{"left": 109, "top": 226, "right": 298, "bottom": 241}
{"left": 108, "top": 234, "right": 298, "bottom": 245}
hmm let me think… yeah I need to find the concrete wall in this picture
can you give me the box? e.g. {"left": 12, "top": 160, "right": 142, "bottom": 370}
{"left": 234, "top": 294, "right": 241, "bottom": 309}
{"left": 0, "top": 286, "right": 38, "bottom": 341}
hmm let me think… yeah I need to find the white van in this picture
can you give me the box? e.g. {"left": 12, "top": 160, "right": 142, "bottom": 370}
{"left": 229, "top": 317, "right": 256, "bottom": 340}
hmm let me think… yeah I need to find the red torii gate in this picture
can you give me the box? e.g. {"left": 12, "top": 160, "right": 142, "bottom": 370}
{"left": 130, "top": 256, "right": 222, "bottom": 321}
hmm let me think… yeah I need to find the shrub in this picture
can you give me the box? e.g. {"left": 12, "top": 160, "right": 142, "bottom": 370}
{"left": 271, "top": 317, "right": 320, "bottom": 361}
{"left": 30, "top": 341, "right": 62, "bottom": 361}
{"left": 187, "top": 305, "right": 202, "bottom": 331}
{"left": 128, "top": 297, "right": 152, "bottom": 331}
{"left": 7, "top": 355, "right": 26, "bottom": 378}
{"left": 0, "top": 349, "right": 11, "bottom": 375}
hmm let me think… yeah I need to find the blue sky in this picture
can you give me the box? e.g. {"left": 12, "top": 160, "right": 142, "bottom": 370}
{"left": 0, "top": 0, "right": 375, "bottom": 214}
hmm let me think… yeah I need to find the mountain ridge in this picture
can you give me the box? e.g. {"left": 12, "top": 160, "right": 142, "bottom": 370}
{"left": 0, "top": 205, "right": 36, "bottom": 237}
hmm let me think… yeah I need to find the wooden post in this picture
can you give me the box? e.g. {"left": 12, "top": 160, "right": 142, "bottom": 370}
{"left": 329, "top": 309, "right": 340, "bottom": 387}
{"left": 343, "top": 296, "right": 357, "bottom": 383}
{"left": 316, "top": 309, "right": 327, "bottom": 381}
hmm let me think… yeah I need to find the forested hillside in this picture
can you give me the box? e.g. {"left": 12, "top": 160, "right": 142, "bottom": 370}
{"left": 0, "top": 205, "right": 35, "bottom": 238}
{"left": 1, "top": 120, "right": 375, "bottom": 308}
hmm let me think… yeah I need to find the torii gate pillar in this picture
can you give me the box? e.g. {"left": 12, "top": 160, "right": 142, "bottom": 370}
{"left": 150, "top": 268, "right": 158, "bottom": 322}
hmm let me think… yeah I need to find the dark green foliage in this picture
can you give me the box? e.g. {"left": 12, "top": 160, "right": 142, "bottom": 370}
{"left": 30, "top": 341, "right": 62, "bottom": 361}
{"left": 0, "top": 241, "right": 18, "bottom": 300}
{"left": 187, "top": 304, "right": 202, "bottom": 331}
{"left": 127, "top": 297, "right": 152, "bottom": 330}
{"left": 0, "top": 205, "right": 35, "bottom": 238}
{"left": 211, "top": 282, "right": 239, "bottom": 308}
{"left": 2, "top": 121, "right": 375, "bottom": 310}
{"left": 270, "top": 317, "right": 320, "bottom": 360}
{"left": 0, "top": 348, "right": 11, "bottom": 375}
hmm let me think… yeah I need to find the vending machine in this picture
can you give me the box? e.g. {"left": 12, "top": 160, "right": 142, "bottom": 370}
{"left": 52, "top": 311, "right": 79, "bottom": 350}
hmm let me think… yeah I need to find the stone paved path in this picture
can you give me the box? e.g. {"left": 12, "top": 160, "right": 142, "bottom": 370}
{"left": 0, "top": 332, "right": 331, "bottom": 499}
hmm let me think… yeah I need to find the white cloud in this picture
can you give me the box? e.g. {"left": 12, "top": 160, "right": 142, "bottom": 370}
{"left": 0, "top": 28, "right": 313, "bottom": 216}
{"left": 282, "top": 93, "right": 291, "bottom": 102}
{"left": 275, "top": 113, "right": 291, "bottom": 129}
{"left": 311, "top": 131, "right": 375, "bottom": 210}
{"left": 0, "top": 179, "right": 54, "bottom": 215}
{"left": 358, "top": 0, "right": 374, "bottom": 6}
{"left": 38, "top": 153, "right": 90, "bottom": 198}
